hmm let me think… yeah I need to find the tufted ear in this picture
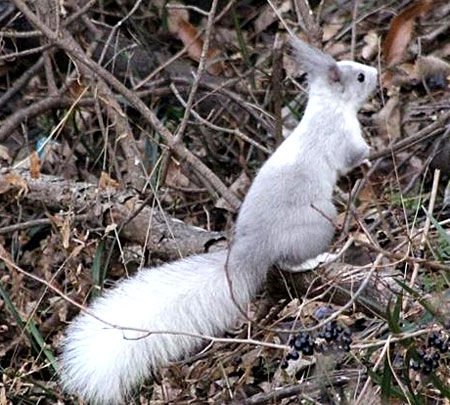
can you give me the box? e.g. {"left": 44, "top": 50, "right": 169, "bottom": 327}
{"left": 327, "top": 64, "right": 341, "bottom": 84}
{"left": 290, "top": 37, "right": 339, "bottom": 80}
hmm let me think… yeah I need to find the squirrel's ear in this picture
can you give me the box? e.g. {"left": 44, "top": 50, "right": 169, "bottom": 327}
{"left": 290, "top": 37, "right": 338, "bottom": 79}
{"left": 327, "top": 65, "right": 341, "bottom": 84}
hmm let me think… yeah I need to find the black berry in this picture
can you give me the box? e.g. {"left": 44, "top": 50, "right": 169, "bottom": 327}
{"left": 293, "top": 333, "right": 309, "bottom": 351}
{"left": 342, "top": 343, "right": 351, "bottom": 352}
{"left": 422, "top": 365, "right": 432, "bottom": 375}
{"left": 423, "top": 355, "right": 433, "bottom": 368}
{"left": 410, "top": 360, "right": 420, "bottom": 371}
{"left": 428, "top": 332, "right": 442, "bottom": 348}
{"left": 287, "top": 351, "right": 300, "bottom": 361}
{"left": 302, "top": 345, "right": 314, "bottom": 356}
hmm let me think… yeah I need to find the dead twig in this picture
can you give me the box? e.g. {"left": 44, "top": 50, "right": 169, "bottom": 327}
{"left": 292, "top": 0, "right": 322, "bottom": 48}
{"left": 0, "top": 56, "right": 45, "bottom": 109}
{"left": 160, "top": 0, "right": 220, "bottom": 184}
{"left": 12, "top": 0, "right": 242, "bottom": 210}
{"left": 370, "top": 109, "right": 450, "bottom": 160}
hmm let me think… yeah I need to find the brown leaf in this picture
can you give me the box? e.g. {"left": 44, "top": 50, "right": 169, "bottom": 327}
{"left": 254, "top": 0, "right": 291, "bottom": 34}
{"left": 0, "top": 173, "right": 28, "bottom": 196}
{"left": 30, "top": 150, "right": 41, "bottom": 179}
{"left": 98, "top": 171, "right": 120, "bottom": 190}
{"left": 416, "top": 55, "right": 450, "bottom": 85}
{"left": 322, "top": 24, "right": 342, "bottom": 42}
{"left": 67, "top": 80, "right": 88, "bottom": 101}
{"left": 375, "top": 95, "right": 401, "bottom": 141}
{"left": 382, "top": 62, "right": 417, "bottom": 88}
{"left": 383, "top": 0, "right": 433, "bottom": 66}
{"left": 166, "top": 2, "right": 189, "bottom": 34}
{"left": 60, "top": 216, "right": 72, "bottom": 249}
{"left": 165, "top": 158, "right": 190, "bottom": 188}
{"left": 358, "top": 182, "right": 377, "bottom": 203}
{"left": 124, "top": 196, "right": 138, "bottom": 211}
{"left": 177, "top": 20, "right": 222, "bottom": 75}
{"left": 0, "top": 386, "right": 7, "bottom": 405}
{"left": 167, "top": 4, "right": 222, "bottom": 76}
{"left": 322, "top": 15, "right": 345, "bottom": 42}
{"left": 361, "top": 31, "right": 379, "bottom": 60}
{"left": 0, "top": 177, "right": 12, "bottom": 195}
{"left": 215, "top": 172, "right": 251, "bottom": 211}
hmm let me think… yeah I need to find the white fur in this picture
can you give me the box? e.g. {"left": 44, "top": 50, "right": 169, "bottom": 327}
{"left": 60, "top": 251, "right": 260, "bottom": 403}
{"left": 59, "top": 40, "right": 378, "bottom": 404}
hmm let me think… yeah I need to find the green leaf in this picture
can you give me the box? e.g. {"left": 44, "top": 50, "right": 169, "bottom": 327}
{"left": 381, "top": 353, "right": 393, "bottom": 404}
{"left": 395, "top": 279, "right": 445, "bottom": 324}
{"left": 0, "top": 280, "right": 57, "bottom": 373}
{"left": 369, "top": 369, "right": 408, "bottom": 402}
{"left": 231, "top": 4, "right": 250, "bottom": 69}
{"left": 423, "top": 208, "right": 450, "bottom": 261}
{"left": 91, "top": 240, "right": 106, "bottom": 297}
{"left": 386, "top": 295, "right": 403, "bottom": 334}
{"left": 430, "top": 374, "right": 450, "bottom": 399}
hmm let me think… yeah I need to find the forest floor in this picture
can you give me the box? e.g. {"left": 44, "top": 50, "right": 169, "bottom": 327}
{"left": 0, "top": 0, "right": 450, "bottom": 404}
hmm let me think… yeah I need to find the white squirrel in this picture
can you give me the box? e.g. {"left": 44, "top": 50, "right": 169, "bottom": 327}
{"left": 59, "top": 39, "right": 377, "bottom": 404}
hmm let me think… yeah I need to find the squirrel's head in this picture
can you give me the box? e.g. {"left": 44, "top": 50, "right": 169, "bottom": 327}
{"left": 291, "top": 38, "right": 377, "bottom": 110}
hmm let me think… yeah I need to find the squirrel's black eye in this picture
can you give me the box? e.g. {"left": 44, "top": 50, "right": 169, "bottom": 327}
{"left": 357, "top": 73, "right": 365, "bottom": 82}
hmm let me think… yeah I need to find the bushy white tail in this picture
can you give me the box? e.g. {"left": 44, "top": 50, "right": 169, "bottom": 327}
{"left": 60, "top": 250, "right": 256, "bottom": 404}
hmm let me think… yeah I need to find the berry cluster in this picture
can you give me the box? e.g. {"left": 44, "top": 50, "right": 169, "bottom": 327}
{"left": 410, "top": 332, "right": 448, "bottom": 375}
{"left": 318, "top": 321, "right": 353, "bottom": 352}
{"left": 281, "top": 322, "right": 353, "bottom": 369}
{"left": 410, "top": 351, "right": 440, "bottom": 375}
{"left": 291, "top": 332, "right": 316, "bottom": 355}
{"left": 428, "top": 332, "right": 449, "bottom": 353}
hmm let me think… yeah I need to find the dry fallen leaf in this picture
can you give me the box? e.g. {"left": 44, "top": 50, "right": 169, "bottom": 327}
{"left": 165, "top": 158, "right": 190, "bottom": 188}
{"left": 383, "top": 0, "right": 433, "bottom": 66}
{"left": 67, "top": 80, "right": 88, "bottom": 101}
{"left": 167, "top": 3, "right": 222, "bottom": 75}
{"left": 322, "top": 20, "right": 344, "bottom": 42}
{"left": 383, "top": 62, "right": 417, "bottom": 87}
{"left": 254, "top": 0, "right": 290, "bottom": 34}
{"left": 282, "top": 52, "right": 300, "bottom": 78}
{"left": 375, "top": 95, "right": 401, "bottom": 141}
{"left": 322, "top": 25, "right": 340, "bottom": 42}
{"left": 60, "top": 215, "right": 72, "bottom": 249}
{"left": 105, "top": 223, "right": 118, "bottom": 234}
{"left": 99, "top": 171, "right": 120, "bottom": 190}
{"left": 361, "top": 31, "right": 379, "bottom": 60}
{"left": 416, "top": 55, "right": 450, "bottom": 88}
{"left": 358, "top": 182, "right": 377, "bottom": 203}
{"left": 325, "top": 42, "right": 348, "bottom": 59}
{"left": 178, "top": 20, "right": 222, "bottom": 75}
{"left": 124, "top": 196, "right": 138, "bottom": 212}
{"left": 215, "top": 172, "right": 250, "bottom": 211}
{"left": 166, "top": 2, "right": 189, "bottom": 34}
{"left": 0, "top": 386, "right": 7, "bottom": 405}
{"left": 0, "top": 173, "right": 28, "bottom": 196}
{"left": 30, "top": 150, "right": 41, "bottom": 179}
